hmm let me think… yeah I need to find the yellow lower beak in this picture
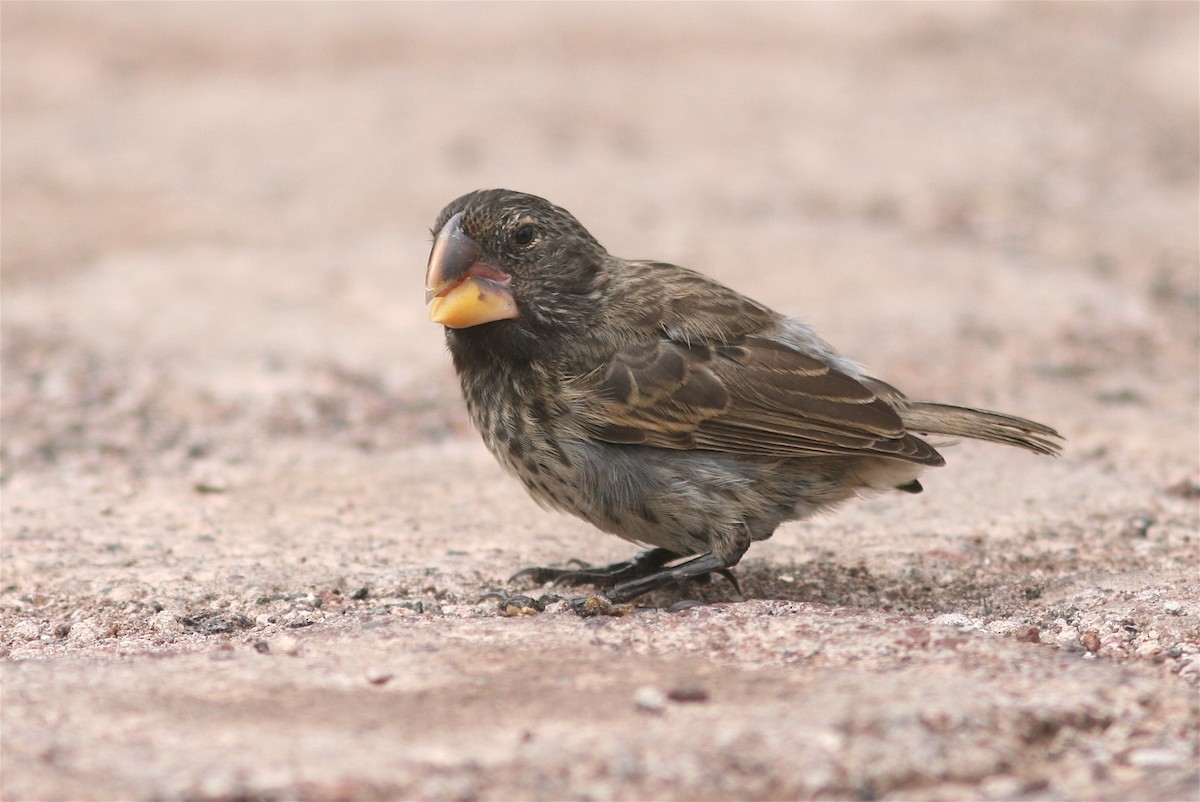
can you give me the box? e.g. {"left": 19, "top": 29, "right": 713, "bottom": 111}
{"left": 428, "top": 277, "right": 519, "bottom": 329}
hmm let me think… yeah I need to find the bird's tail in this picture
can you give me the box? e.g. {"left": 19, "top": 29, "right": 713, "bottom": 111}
{"left": 900, "top": 403, "right": 1063, "bottom": 457}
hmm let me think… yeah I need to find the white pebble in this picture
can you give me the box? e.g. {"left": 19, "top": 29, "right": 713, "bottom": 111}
{"left": 1128, "top": 748, "right": 1185, "bottom": 768}
{"left": 633, "top": 686, "right": 667, "bottom": 713}
{"left": 149, "top": 611, "right": 183, "bottom": 634}
{"left": 273, "top": 635, "right": 300, "bottom": 656}
{"left": 12, "top": 621, "right": 41, "bottom": 641}
{"left": 67, "top": 622, "right": 98, "bottom": 643}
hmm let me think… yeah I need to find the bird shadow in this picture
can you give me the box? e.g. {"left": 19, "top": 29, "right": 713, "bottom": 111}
{"left": 622, "top": 548, "right": 1078, "bottom": 621}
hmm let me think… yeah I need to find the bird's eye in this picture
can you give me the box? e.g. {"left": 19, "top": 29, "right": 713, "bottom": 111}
{"left": 512, "top": 224, "right": 537, "bottom": 248}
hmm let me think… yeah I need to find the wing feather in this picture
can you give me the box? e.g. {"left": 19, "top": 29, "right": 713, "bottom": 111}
{"left": 569, "top": 335, "right": 945, "bottom": 466}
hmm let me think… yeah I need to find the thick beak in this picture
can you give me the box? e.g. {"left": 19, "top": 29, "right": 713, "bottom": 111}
{"left": 424, "top": 212, "right": 518, "bottom": 328}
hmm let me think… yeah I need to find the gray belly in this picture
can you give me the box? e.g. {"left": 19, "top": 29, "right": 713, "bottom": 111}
{"left": 499, "top": 435, "right": 854, "bottom": 560}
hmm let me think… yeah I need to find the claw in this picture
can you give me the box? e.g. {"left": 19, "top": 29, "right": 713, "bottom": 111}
{"left": 714, "top": 568, "right": 742, "bottom": 595}
{"left": 509, "top": 566, "right": 572, "bottom": 584}
{"left": 510, "top": 547, "right": 748, "bottom": 615}
{"left": 510, "top": 548, "right": 685, "bottom": 590}
{"left": 601, "top": 546, "right": 750, "bottom": 606}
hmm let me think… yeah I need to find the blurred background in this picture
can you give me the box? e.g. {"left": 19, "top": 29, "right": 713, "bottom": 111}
{"left": 4, "top": 3, "right": 1196, "bottom": 479}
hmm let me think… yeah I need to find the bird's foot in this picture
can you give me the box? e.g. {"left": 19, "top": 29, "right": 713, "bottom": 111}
{"left": 499, "top": 547, "right": 747, "bottom": 616}
{"left": 510, "top": 547, "right": 682, "bottom": 588}
{"left": 569, "top": 551, "right": 747, "bottom": 616}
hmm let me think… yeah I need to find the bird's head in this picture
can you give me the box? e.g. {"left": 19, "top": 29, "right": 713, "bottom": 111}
{"left": 424, "top": 190, "right": 609, "bottom": 340}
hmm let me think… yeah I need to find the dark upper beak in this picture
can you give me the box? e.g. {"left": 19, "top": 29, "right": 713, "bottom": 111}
{"left": 424, "top": 212, "right": 482, "bottom": 303}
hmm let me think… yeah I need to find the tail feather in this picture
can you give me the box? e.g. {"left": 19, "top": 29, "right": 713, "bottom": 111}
{"left": 900, "top": 403, "right": 1063, "bottom": 457}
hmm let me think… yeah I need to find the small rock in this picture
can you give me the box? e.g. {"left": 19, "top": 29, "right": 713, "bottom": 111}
{"left": 1164, "top": 601, "right": 1183, "bottom": 616}
{"left": 1080, "top": 630, "right": 1101, "bottom": 652}
{"left": 1054, "top": 625, "right": 1080, "bottom": 645}
{"left": 1128, "top": 748, "right": 1185, "bottom": 768}
{"left": 634, "top": 686, "right": 667, "bottom": 713}
{"left": 986, "top": 620, "right": 1023, "bottom": 637}
{"left": 252, "top": 640, "right": 270, "bottom": 654}
{"left": 51, "top": 621, "right": 72, "bottom": 639}
{"left": 979, "top": 775, "right": 1023, "bottom": 800}
{"left": 1135, "top": 641, "right": 1163, "bottom": 659}
{"left": 149, "top": 611, "right": 184, "bottom": 634}
{"left": 667, "top": 684, "right": 709, "bottom": 703}
{"left": 1015, "top": 626, "right": 1041, "bottom": 644}
{"left": 931, "top": 613, "right": 975, "bottom": 629}
{"left": 178, "top": 611, "right": 253, "bottom": 635}
{"left": 192, "top": 473, "right": 230, "bottom": 494}
{"left": 575, "top": 596, "right": 635, "bottom": 617}
{"left": 1164, "top": 478, "right": 1200, "bottom": 499}
{"left": 421, "top": 597, "right": 444, "bottom": 616}
{"left": 1120, "top": 513, "right": 1154, "bottom": 538}
{"left": 210, "top": 642, "right": 236, "bottom": 660}
{"left": 12, "top": 621, "right": 41, "bottom": 641}
{"left": 1178, "top": 658, "right": 1200, "bottom": 682}
{"left": 501, "top": 596, "right": 545, "bottom": 616}
{"left": 67, "top": 622, "right": 98, "bottom": 643}
{"left": 284, "top": 610, "right": 318, "bottom": 628}
{"left": 273, "top": 635, "right": 300, "bottom": 656}
{"left": 365, "top": 668, "right": 393, "bottom": 686}
{"left": 393, "top": 601, "right": 423, "bottom": 616}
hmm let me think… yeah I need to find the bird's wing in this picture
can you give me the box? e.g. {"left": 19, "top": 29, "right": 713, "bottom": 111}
{"left": 566, "top": 335, "right": 945, "bottom": 465}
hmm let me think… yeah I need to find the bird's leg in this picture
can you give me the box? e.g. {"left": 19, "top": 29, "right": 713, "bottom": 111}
{"left": 571, "top": 544, "right": 749, "bottom": 614}
{"left": 510, "top": 547, "right": 683, "bottom": 588}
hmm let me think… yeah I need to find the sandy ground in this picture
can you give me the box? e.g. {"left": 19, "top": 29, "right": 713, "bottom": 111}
{"left": 2, "top": 4, "right": 1198, "bottom": 801}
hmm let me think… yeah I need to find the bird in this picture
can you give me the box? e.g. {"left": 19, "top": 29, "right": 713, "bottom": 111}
{"left": 424, "top": 189, "right": 1062, "bottom": 613}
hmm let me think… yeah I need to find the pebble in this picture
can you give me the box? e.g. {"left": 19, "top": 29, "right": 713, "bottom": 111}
{"left": 1080, "top": 630, "right": 1101, "bottom": 652}
{"left": 1135, "top": 641, "right": 1163, "bottom": 659}
{"left": 979, "top": 775, "right": 1023, "bottom": 800}
{"left": 149, "top": 611, "right": 183, "bottom": 634}
{"left": 284, "top": 610, "right": 318, "bottom": 628}
{"left": 1177, "top": 658, "right": 1200, "bottom": 681}
{"left": 1054, "top": 625, "right": 1080, "bottom": 645}
{"left": 1014, "top": 626, "right": 1041, "bottom": 644}
{"left": 986, "top": 620, "right": 1039, "bottom": 641}
{"left": 633, "top": 686, "right": 667, "bottom": 713}
{"left": 931, "top": 613, "right": 975, "bottom": 629}
{"left": 667, "top": 684, "right": 709, "bottom": 703}
{"left": 67, "top": 622, "right": 98, "bottom": 643}
{"left": 273, "top": 635, "right": 300, "bottom": 656}
{"left": 1163, "top": 601, "right": 1183, "bottom": 615}
{"left": 210, "top": 642, "right": 236, "bottom": 660}
{"left": 192, "top": 472, "right": 229, "bottom": 494}
{"left": 365, "top": 668, "right": 393, "bottom": 686}
{"left": 1127, "top": 748, "right": 1186, "bottom": 768}
{"left": 12, "top": 621, "right": 41, "bottom": 641}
